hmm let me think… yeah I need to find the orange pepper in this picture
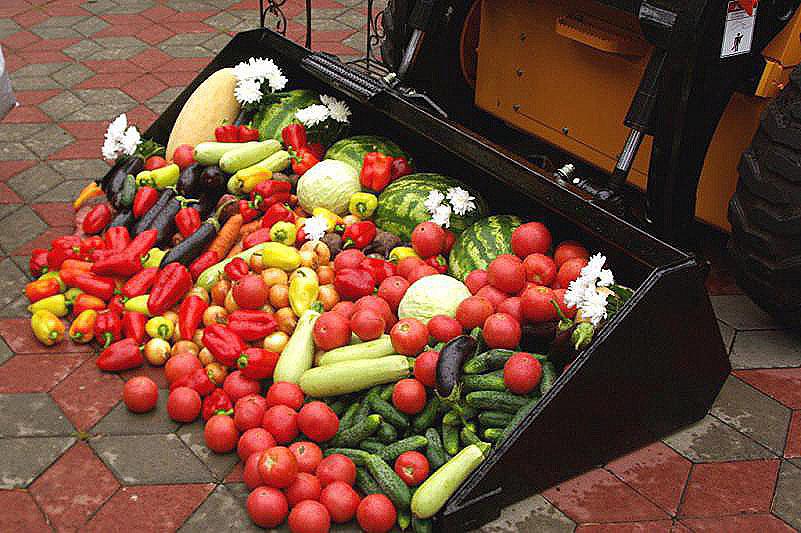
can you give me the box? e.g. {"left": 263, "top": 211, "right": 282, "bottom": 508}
{"left": 60, "top": 259, "right": 92, "bottom": 273}
{"left": 24, "top": 278, "right": 61, "bottom": 303}
{"left": 69, "top": 309, "right": 97, "bottom": 344}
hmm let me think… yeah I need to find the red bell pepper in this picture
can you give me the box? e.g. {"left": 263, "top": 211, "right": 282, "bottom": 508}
{"left": 104, "top": 226, "right": 131, "bottom": 251}
{"left": 281, "top": 123, "right": 307, "bottom": 150}
{"left": 343, "top": 221, "right": 377, "bottom": 249}
{"left": 69, "top": 272, "right": 116, "bottom": 301}
{"left": 242, "top": 227, "right": 271, "bottom": 250}
{"left": 238, "top": 199, "right": 260, "bottom": 223}
{"left": 215, "top": 124, "right": 239, "bottom": 143}
{"left": 47, "top": 236, "right": 82, "bottom": 271}
{"left": 238, "top": 125, "right": 260, "bottom": 142}
{"left": 127, "top": 229, "right": 159, "bottom": 259}
{"left": 189, "top": 251, "right": 219, "bottom": 282}
{"left": 96, "top": 338, "right": 143, "bottom": 372}
{"left": 30, "top": 248, "right": 49, "bottom": 277}
{"left": 82, "top": 203, "right": 112, "bottom": 235}
{"left": 202, "top": 388, "right": 233, "bottom": 421}
{"left": 425, "top": 255, "right": 448, "bottom": 274}
{"left": 133, "top": 186, "right": 159, "bottom": 218}
{"left": 179, "top": 295, "right": 208, "bottom": 341}
{"left": 390, "top": 157, "right": 413, "bottom": 181}
{"left": 251, "top": 180, "right": 291, "bottom": 211}
{"left": 24, "top": 278, "right": 61, "bottom": 303}
{"left": 72, "top": 293, "right": 106, "bottom": 315}
{"left": 261, "top": 202, "right": 296, "bottom": 229}
{"left": 360, "top": 152, "right": 394, "bottom": 192}
{"left": 361, "top": 257, "right": 397, "bottom": 284}
{"left": 147, "top": 262, "right": 192, "bottom": 316}
{"left": 122, "top": 311, "right": 147, "bottom": 344}
{"left": 295, "top": 227, "right": 307, "bottom": 243}
{"left": 236, "top": 348, "right": 279, "bottom": 380}
{"left": 333, "top": 268, "right": 376, "bottom": 301}
{"left": 176, "top": 206, "right": 201, "bottom": 238}
{"left": 91, "top": 252, "right": 143, "bottom": 278}
{"left": 121, "top": 267, "right": 159, "bottom": 299}
{"left": 170, "top": 367, "right": 215, "bottom": 396}
{"left": 108, "top": 294, "right": 126, "bottom": 316}
{"left": 81, "top": 236, "right": 106, "bottom": 258}
{"left": 307, "top": 142, "right": 325, "bottom": 161}
{"left": 202, "top": 324, "right": 247, "bottom": 367}
{"left": 291, "top": 146, "right": 319, "bottom": 176}
{"left": 227, "top": 310, "right": 277, "bottom": 341}
{"left": 224, "top": 257, "right": 249, "bottom": 281}
{"left": 95, "top": 310, "right": 122, "bottom": 347}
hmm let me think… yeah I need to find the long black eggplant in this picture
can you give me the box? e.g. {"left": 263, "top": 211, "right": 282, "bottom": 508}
{"left": 132, "top": 187, "right": 176, "bottom": 236}
{"left": 102, "top": 155, "right": 143, "bottom": 198}
{"left": 160, "top": 200, "right": 236, "bottom": 267}
{"left": 147, "top": 194, "right": 189, "bottom": 248}
{"left": 436, "top": 335, "right": 478, "bottom": 399}
{"left": 177, "top": 163, "right": 205, "bottom": 197}
{"left": 108, "top": 209, "right": 135, "bottom": 230}
{"left": 199, "top": 165, "right": 227, "bottom": 191}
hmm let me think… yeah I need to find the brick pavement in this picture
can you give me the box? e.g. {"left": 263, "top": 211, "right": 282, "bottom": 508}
{"left": 0, "top": 0, "right": 799, "bottom": 531}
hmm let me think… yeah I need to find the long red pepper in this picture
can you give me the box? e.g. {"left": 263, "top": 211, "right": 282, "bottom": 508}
{"left": 127, "top": 229, "right": 158, "bottom": 259}
{"left": 189, "top": 251, "right": 219, "bottom": 281}
{"left": 91, "top": 252, "right": 143, "bottom": 278}
{"left": 178, "top": 295, "right": 207, "bottom": 341}
{"left": 72, "top": 293, "right": 106, "bottom": 315}
{"left": 82, "top": 203, "right": 112, "bottom": 235}
{"left": 170, "top": 367, "right": 215, "bottom": 396}
{"left": 227, "top": 310, "right": 277, "bottom": 341}
{"left": 175, "top": 207, "right": 201, "bottom": 238}
{"left": 122, "top": 311, "right": 147, "bottom": 344}
{"left": 202, "top": 324, "right": 247, "bottom": 367}
{"left": 24, "top": 278, "right": 61, "bottom": 303}
{"left": 69, "top": 272, "right": 116, "bottom": 301}
{"left": 104, "top": 226, "right": 131, "bottom": 251}
{"left": 121, "top": 267, "right": 159, "bottom": 299}
{"left": 94, "top": 310, "right": 122, "bottom": 347}
{"left": 133, "top": 186, "right": 158, "bottom": 218}
{"left": 147, "top": 263, "right": 191, "bottom": 316}
{"left": 108, "top": 294, "right": 126, "bottom": 316}
{"left": 242, "top": 228, "right": 271, "bottom": 249}
{"left": 96, "top": 338, "right": 143, "bottom": 372}
{"left": 236, "top": 348, "right": 279, "bottom": 380}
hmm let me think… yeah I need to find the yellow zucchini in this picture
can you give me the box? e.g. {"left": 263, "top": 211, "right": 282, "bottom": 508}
{"left": 299, "top": 356, "right": 411, "bottom": 397}
{"left": 318, "top": 335, "right": 395, "bottom": 366}
{"left": 274, "top": 309, "right": 321, "bottom": 384}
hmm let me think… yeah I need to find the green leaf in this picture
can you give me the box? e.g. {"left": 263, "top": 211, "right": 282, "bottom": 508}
{"left": 135, "top": 138, "right": 165, "bottom": 159}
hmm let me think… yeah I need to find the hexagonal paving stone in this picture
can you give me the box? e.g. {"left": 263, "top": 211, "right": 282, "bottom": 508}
{"left": 74, "top": 16, "right": 110, "bottom": 37}
{"left": 0, "top": 19, "right": 21, "bottom": 40}
{"left": 92, "top": 389, "right": 179, "bottom": 435}
{"left": 159, "top": 32, "right": 216, "bottom": 51}
{"left": 39, "top": 180, "right": 97, "bottom": 203}
{"left": 773, "top": 460, "right": 801, "bottom": 530}
{"left": 0, "top": 294, "right": 32, "bottom": 319}
{"left": 30, "top": 26, "right": 85, "bottom": 40}
{"left": 22, "top": 124, "right": 74, "bottom": 158}
{"left": 8, "top": 75, "right": 64, "bottom": 91}
{"left": 11, "top": 62, "right": 70, "bottom": 78}
{"left": 0, "top": 338, "right": 12, "bottom": 367}
{"left": 64, "top": 39, "right": 105, "bottom": 61}
{"left": 730, "top": 329, "right": 801, "bottom": 369}
{"left": 0, "top": 258, "right": 29, "bottom": 312}
{"left": 49, "top": 158, "right": 111, "bottom": 180}
{"left": 0, "top": 437, "right": 75, "bottom": 488}
{"left": 8, "top": 166, "right": 64, "bottom": 202}
{"left": 662, "top": 415, "right": 773, "bottom": 462}
{"left": 0, "top": 489, "right": 51, "bottom": 530}
{"left": 718, "top": 320, "right": 735, "bottom": 352}
{"left": 202, "top": 33, "right": 233, "bottom": 55}
{"left": 91, "top": 433, "right": 215, "bottom": 484}
{"left": 65, "top": 88, "right": 137, "bottom": 121}
{"left": 0, "top": 393, "right": 74, "bottom": 437}
{"left": 480, "top": 493, "right": 575, "bottom": 533}
{"left": 0, "top": 124, "right": 49, "bottom": 142}
{"left": 0, "top": 206, "right": 46, "bottom": 252}
{"left": 178, "top": 420, "right": 241, "bottom": 481}
{"left": 31, "top": 16, "right": 91, "bottom": 30}
{"left": 179, "top": 483, "right": 261, "bottom": 533}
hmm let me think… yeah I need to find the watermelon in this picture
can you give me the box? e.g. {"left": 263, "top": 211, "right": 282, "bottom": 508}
{"left": 251, "top": 89, "right": 319, "bottom": 141}
{"left": 448, "top": 215, "right": 523, "bottom": 281}
{"left": 374, "top": 174, "right": 488, "bottom": 241}
{"left": 326, "top": 135, "right": 409, "bottom": 173}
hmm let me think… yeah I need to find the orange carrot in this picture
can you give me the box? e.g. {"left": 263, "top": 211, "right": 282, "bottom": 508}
{"left": 239, "top": 220, "right": 261, "bottom": 238}
{"left": 226, "top": 243, "right": 243, "bottom": 259}
{"left": 207, "top": 214, "right": 243, "bottom": 259}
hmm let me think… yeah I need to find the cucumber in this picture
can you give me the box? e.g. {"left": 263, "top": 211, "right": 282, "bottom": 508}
{"left": 378, "top": 436, "right": 428, "bottom": 462}
{"left": 460, "top": 426, "right": 482, "bottom": 447}
{"left": 442, "top": 421, "right": 460, "bottom": 456}
{"left": 328, "top": 399, "right": 347, "bottom": 416}
{"left": 376, "top": 421, "right": 398, "bottom": 444}
{"left": 398, "top": 509, "right": 411, "bottom": 531}
{"left": 324, "top": 447, "right": 371, "bottom": 465}
{"left": 483, "top": 428, "right": 504, "bottom": 441}
{"left": 442, "top": 411, "right": 461, "bottom": 426}
{"left": 463, "top": 371, "right": 506, "bottom": 392}
{"left": 274, "top": 309, "right": 320, "bottom": 384}
{"left": 339, "top": 401, "right": 361, "bottom": 430}
{"left": 359, "top": 439, "right": 385, "bottom": 454}
{"left": 410, "top": 443, "right": 490, "bottom": 519}
{"left": 412, "top": 397, "right": 439, "bottom": 434}
{"left": 299, "top": 356, "right": 410, "bottom": 397}
{"left": 368, "top": 393, "right": 410, "bottom": 430}
{"left": 412, "top": 517, "right": 433, "bottom": 533}
{"left": 497, "top": 396, "right": 540, "bottom": 444}
{"left": 462, "top": 349, "right": 514, "bottom": 374}
{"left": 219, "top": 140, "right": 281, "bottom": 173}
{"left": 443, "top": 404, "right": 476, "bottom": 427}
{"left": 478, "top": 411, "right": 514, "bottom": 427}
{"left": 366, "top": 454, "right": 412, "bottom": 509}
{"left": 194, "top": 141, "right": 258, "bottom": 166}
{"left": 380, "top": 383, "right": 395, "bottom": 401}
{"left": 356, "top": 467, "right": 382, "bottom": 495}
{"left": 465, "top": 391, "right": 531, "bottom": 413}
{"left": 329, "top": 414, "right": 382, "bottom": 447}
{"left": 318, "top": 335, "right": 394, "bottom": 365}
{"left": 424, "top": 428, "right": 448, "bottom": 470}
{"left": 540, "top": 361, "right": 557, "bottom": 396}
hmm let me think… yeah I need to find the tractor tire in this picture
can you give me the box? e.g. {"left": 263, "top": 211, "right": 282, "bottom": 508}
{"left": 728, "top": 66, "right": 801, "bottom": 322}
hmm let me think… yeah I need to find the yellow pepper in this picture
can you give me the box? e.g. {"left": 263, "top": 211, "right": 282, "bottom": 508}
{"left": 73, "top": 181, "right": 103, "bottom": 210}
{"left": 349, "top": 192, "right": 378, "bottom": 218}
{"left": 135, "top": 170, "right": 153, "bottom": 187}
{"left": 389, "top": 246, "right": 419, "bottom": 262}
{"left": 69, "top": 309, "right": 97, "bottom": 344}
{"left": 124, "top": 294, "right": 151, "bottom": 315}
{"left": 269, "top": 221, "right": 297, "bottom": 246}
{"left": 312, "top": 207, "right": 343, "bottom": 231}
{"left": 146, "top": 316, "right": 174, "bottom": 340}
{"left": 142, "top": 248, "right": 166, "bottom": 268}
{"left": 31, "top": 310, "right": 65, "bottom": 346}
{"left": 64, "top": 288, "right": 83, "bottom": 305}
{"left": 227, "top": 165, "right": 272, "bottom": 194}
{"left": 288, "top": 267, "right": 319, "bottom": 316}
{"left": 137, "top": 164, "right": 180, "bottom": 189}
{"left": 252, "top": 242, "right": 302, "bottom": 272}
{"left": 39, "top": 271, "right": 66, "bottom": 292}
{"left": 28, "top": 294, "right": 69, "bottom": 317}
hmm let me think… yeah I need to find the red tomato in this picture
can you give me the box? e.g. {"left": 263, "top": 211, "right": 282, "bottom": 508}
{"left": 520, "top": 285, "right": 558, "bottom": 323}
{"left": 312, "top": 311, "right": 351, "bottom": 351}
{"left": 164, "top": 353, "right": 202, "bottom": 384}
{"left": 350, "top": 309, "right": 385, "bottom": 341}
{"left": 247, "top": 486, "right": 288, "bottom": 528}
{"left": 511, "top": 222, "right": 552, "bottom": 258}
{"left": 334, "top": 249, "right": 366, "bottom": 271}
{"left": 316, "top": 454, "right": 356, "bottom": 487}
{"left": 394, "top": 451, "right": 429, "bottom": 486}
{"left": 224, "top": 371, "right": 261, "bottom": 403}
{"left": 331, "top": 300, "right": 357, "bottom": 319}
{"left": 443, "top": 229, "right": 456, "bottom": 253}
{"left": 238, "top": 427, "right": 276, "bottom": 461}
{"left": 320, "top": 480, "right": 361, "bottom": 523}
{"left": 376, "top": 276, "right": 409, "bottom": 313}
{"left": 205, "top": 413, "right": 239, "bottom": 453}
{"left": 390, "top": 318, "right": 428, "bottom": 356}
{"left": 497, "top": 296, "right": 524, "bottom": 323}
{"left": 482, "top": 313, "right": 522, "bottom": 349}
{"left": 285, "top": 472, "right": 322, "bottom": 507}
{"left": 523, "top": 253, "right": 557, "bottom": 286}
{"left": 427, "top": 314, "right": 462, "bottom": 343}
{"left": 144, "top": 156, "right": 168, "bottom": 170}
{"left": 396, "top": 256, "right": 425, "bottom": 279}
{"left": 455, "top": 296, "right": 494, "bottom": 329}
{"left": 392, "top": 378, "right": 427, "bottom": 415}
{"left": 464, "top": 269, "right": 489, "bottom": 294}
{"left": 266, "top": 382, "right": 305, "bottom": 410}
{"left": 259, "top": 446, "right": 298, "bottom": 489}
{"left": 234, "top": 394, "right": 268, "bottom": 432}
{"left": 357, "top": 494, "right": 397, "bottom": 533}
{"left": 289, "top": 441, "right": 323, "bottom": 474}
{"left": 354, "top": 295, "right": 396, "bottom": 331}
{"left": 262, "top": 405, "right": 299, "bottom": 444}
{"left": 406, "top": 264, "right": 438, "bottom": 283}
{"left": 167, "top": 386, "right": 201, "bottom": 423}
{"left": 233, "top": 274, "right": 269, "bottom": 310}
{"left": 504, "top": 352, "right": 543, "bottom": 394}
{"left": 555, "top": 257, "right": 588, "bottom": 289}
{"left": 244, "top": 451, "right": 265, "bottom": 489}
{"left": 411, "top": 221, "right": 445, "bottom": 258}
{"left": 172, "top": 144, "right": 196, "bottom": 170}
{"left": 487, "top": 254, "right": 526, "bottom": 294}
{"left": 297, "top": 401, "right": 339, "bottom": 443}
{"left": 476, "top": 285, "right": 507, "bottom": 310}
{"left": 553, "top": 288, "right": 577, "bottom": 319}
{"left": 288, "top": 500, "right": 330, "bottom": 533}
{"left": 554, "top": 241, "right": 589, "bottom": 267}
{"left": 414, "top": 350, "right": 440, "bottom": 388}
{"left": 123, "top": 376, "right": 158, "bottom": 413}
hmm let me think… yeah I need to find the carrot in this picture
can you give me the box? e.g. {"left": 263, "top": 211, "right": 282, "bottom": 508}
{"left": 207, "top": 214, "right": 243, "bottom": 259}
{"left": 239, "top": 220, "right": 261, "bottom": 238}
{"left": 226, "top": 243, "right": 243, "bottom": 259}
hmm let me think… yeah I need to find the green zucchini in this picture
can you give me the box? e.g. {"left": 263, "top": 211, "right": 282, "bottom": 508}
{"left": 376, "top": 421, "right": 398, "bottom": 444}
{"left": 254, "top": 149, "right": 290, "bottom": 172}
{"left": 219, "top": 139, "right": 281, "bottom": 173}
{"left": 465, "top": 391, "right": 531, "bottom": 413}
{"left": 318, "top": 335, "right": 394, "bottom": 365}
{"left": 442, "top": 421, "right": 460, "bottom": 456}
{"left": 478, "top": 411, "right": 514, "bottom": 428}
{"left": 398, "top": 509, "right": 411, "bottom": 531}
{"left": 378, "top": 435, "right": 428, "bottom": 462}
{"left": 366, "top": 454, "right": 412, "bottom": 509}
{"left": 483, "top": 428, "right": 504, "bottom": 441}
{"left": 323, "top": 447, "right": 371, "bottom": 465}
{"left": 540, "top": 361, "right": 557, "bottom": 396}
{"left": 274, "top": 309, "right": 320, "bottom": 384}
{"left": 299, "top": 356, "right": 410, "bottom": 397}
{"left": 194, "top": 141, "right": 258, "bottom": 166}
{"left": 360, "top": 439, "right": 385, "bottom": 454}
{"left": 339, "top": 401, "right": 361, "bottom": 430}
{"left": 463, "top": 371, "right": 506, "bottom": 392}
{"left": 356, "top": 467, "right": 382, "bottom": 495}
{"left": 412, "top": 397, "right": 440, "bottom": 434}
{"left": 410, "top": 443, "right": 490, "bottom": 519}
{"left": 329, "top": 414, "right": 382, "bottom": 447}
{"left": 424, "top": 428, "right": 448, "bottom": 470}
{"left": 412, "top": 517, "right": 433, "bottom": 533}
{"left": 368, "top": 393, "right": 410, "bottom": 429}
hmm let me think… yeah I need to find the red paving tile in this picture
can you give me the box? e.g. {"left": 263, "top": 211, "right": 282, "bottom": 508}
{"left": 0, "top": 353, "right": 86, "bottom": 393}
{"left": 605, "top": 442, "right": 691, "bottom": 516}
{"left": 121, "top": 76, "right": 170, "bottom": 103}
{"left": 141, "top": 5, "right": 179, "bottom": 21}
{"left": 168, "top": 21, "right": 216, "bottom": 34}
{"left": 83, "top": 484, "right": 214, "bottom": 532}
{"left": 20, "top": 38, "right": 81, "bottom": 53}
{"left": 49, "top": 140, "right": 106, "bottom": 160}
{"left": 225, "top": 462, "right": 244, "bottom": 483}
{"left": 0, "top": 319, "right": 91, "bottom": 354}
{"left": 154, "top": 70, "right": 199, "bottom": 87}
{"left": 14, "top": 89, "right": 62, "bottom": 106}
{"left": 83, "top": 59, "right": 145, "bottom": 75}
{"left": 125, "top": 105, "right": 159, "bottom": 128}
{"left": 678, "top": 459, "right": 780, "bottom": 518}
{"left": 2, "top": 105, "right": 52, "bottom": 124}
{"left": 0, "top": 183, "right": 23, "bottom": 203}
{"left": 130, "top": 48, "right": 174, "bottom": 70}
{"left": 16, "top": 51, "right": 71, "bottom": 65}
{"left": 29, "top": 442, "right": 119, "bottom": 531}
{"left": 75, "top": 72, "right": 143, "bottom": 90}
{"left": 13, "top": 9, "right": 49, "bottom": 28}
{"left": 0, "top": 489, "right": 51, "bottom": 532}
{"left": 575, "top": 521, "right": 675, "bottom": 532}
{"left": 156, "top": 57, "right": 214, "bottom": 72}
{"left": 136, "top": 25, "right": 177, "bottom": 46}
{"left": 543, "top": 468, "right": 670, "bottom": 524}
{"left": 0, "top": 30, "right": 41, "bottom": 51}
{"left": 680, "top": 514, "right": 796, "bottom": 532}
{"left": 50, "top": 358, "right": 124, "bottom": 431}
{"left": 94, "top": 23, "right": 152, "bottom": 39}
{"left": 785, "top": 411, "right": 801, "bottom": 458}
{"left": 31, "top": 202, "right": 78, "bottom": 227}
{"left": 119, "top": 363, "right": 169, "bottom": 390}
{"left": 0, "top": 160, "right": 37, "bottom": 182}
{"left": 734, "top": 368, "right": 801, "bottom": 409}
{"left": 59, "top": 121, "right": 108, "bottom": 140}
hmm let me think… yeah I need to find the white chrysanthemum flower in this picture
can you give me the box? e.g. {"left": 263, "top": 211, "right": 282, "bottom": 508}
{"left": 446, "top": 187, "right": 476, "bottom": 216}
{"left": 107, "top": 113, "right": 128, "bottom": 140}
{"left": 248, "top": 57, "right": 277, "bottom": 79}
{"left": 102, "top": 136, "right": 120, "bottom": 160}
{"left": 431, "top": 204, "right": 452, "bottom": 228}
{"left": 304, "top": 216, "right": 329, "bottom": 242}
{"left": 296, "top": 104, "right": 330, "bottom": 128}
{"left": 120, "top": 126, "right": 141, "bottom": 156}
{"left": 233, "top": 60, "right": 254, "bottom": 82}
{"left": 598, "top": 269, "right": 614, "bottom": 287}
{"left": 235, "top": 78, "right": 263, "bottom": 105}
{"left": 266, "top": 70, "right": 287, "bottom": 92}
{"left": 424, "top": 190, "right": 445, "bottom": 214}
{"left": 563, "top": 279, "right": 586, "bottom": 309}
{"left": 580, "top": 288, "right": 609, "bottom": 325}
{"left": 582, "top": 253, "right": 606, "bottom": 281}
{"left": 325, "top": 98, "right": 351, "bottom": 123}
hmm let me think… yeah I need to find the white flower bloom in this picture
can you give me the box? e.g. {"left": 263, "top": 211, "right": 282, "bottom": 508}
{"left": 120, "top": 126, "right": 141, "bottom": 156}
{"left": 598, "top": 269, "right": 614, "bottom": 287}
{"left": 431, "top": 204, "right": 452, "bottom": 228}
{"left": 106, "top": 113, "right": 128, "bottom": 140}
{"left": 233, "top": 61, "right": 255, "bottom": 83}
{"left": 324, "top": 97, "right": 351, "bottom": 123}
{"left": 248, "top": 57, "right": 277, "bottom": 80}
{"left": 233, "top": 57, "right": 287, "bottom": 92}
{"left": 582, "top": 253, "right": 606, "bottom": 281}
{"left": 296, "top": 104, "right": 330, "bottom": 128}
{"left": 424, "top": 190, "right": 445, "bottom": 214}
{"left": 303, "top": 216, "right": 329, "bottom": 242}
{"left": 266, "top": 69, "right": 287, "bottom": 92}
{"left": 234, "top": 78, "right": 263, "bottom": 105}
{"left": 446, "top": 187, "right": 476, "bottom": 216}
{"left": 562, "top": 279, "right": 586, "bottom": 309}
{"left": 580, "top": 288, "right": 609, "bottom": 325}
{"left": 102, "top": 136, "right": 120, "bottom": 160}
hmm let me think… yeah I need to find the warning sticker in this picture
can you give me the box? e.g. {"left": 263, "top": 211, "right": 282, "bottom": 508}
{"left": 721, "top": 1, "right": 756, "bottom": 58}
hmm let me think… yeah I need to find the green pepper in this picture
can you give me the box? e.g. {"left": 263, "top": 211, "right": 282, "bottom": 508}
{"left": 349, "top": 192, "right": 378, "bottom": 218}
{"left": 269, "top": 221, "right": 297, "bottom": 246}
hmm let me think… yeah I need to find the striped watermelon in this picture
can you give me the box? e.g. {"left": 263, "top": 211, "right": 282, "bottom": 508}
{"left": 448, "top": 215, "right": 523, "bottom": 281}
{"left": 251, "top": 89, "right": 319, "bottom": 141}
{"left": 374, "top": 174, "right": 488, "bottom": 241}
{"left": 326, "top": 135, "right": 409, "bottom": 173}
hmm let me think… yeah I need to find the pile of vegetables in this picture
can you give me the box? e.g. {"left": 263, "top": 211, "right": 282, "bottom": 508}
{"left": 23, "top": 56, "right": 633, "bottom": 533}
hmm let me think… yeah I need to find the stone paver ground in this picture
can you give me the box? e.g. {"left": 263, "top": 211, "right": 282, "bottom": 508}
{"left": 1, "top": 0, "right": 800, "bottom": 531}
